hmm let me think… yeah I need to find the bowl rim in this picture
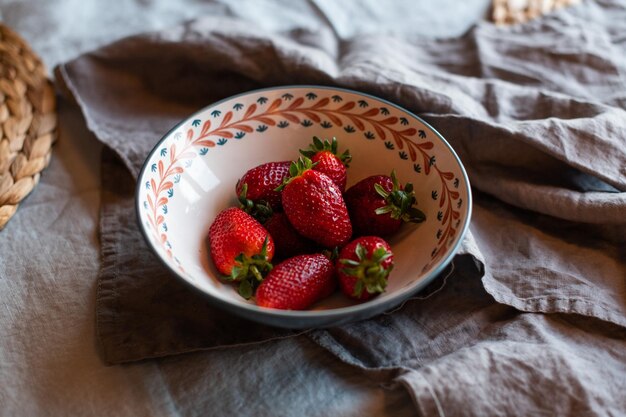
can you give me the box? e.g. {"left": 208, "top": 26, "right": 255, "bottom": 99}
{"left": 135, "top": 84, "right": 473, "bottom": 322}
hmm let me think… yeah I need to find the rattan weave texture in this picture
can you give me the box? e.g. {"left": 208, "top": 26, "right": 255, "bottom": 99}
{"left": 0, "top": 25, "right": 57, "bottom": 230}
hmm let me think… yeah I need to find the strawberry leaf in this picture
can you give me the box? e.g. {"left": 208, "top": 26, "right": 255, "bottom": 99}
{"left": 226, "top": 236, "right": 274, "bottom": 299}
{"left": 339, "top": 259, "right": 361, "bottom": 267}
{"left": 354, "top": 280, "right": 365, "bottom": 297}
{"left": 238, "top": 279, "right": 253, "bottom": 299}
{"left": 375, "top": 170, "right": 426, "bottom": 224}
{"left": 355, "top": 243, "right": 367, "bottom": 261}
{"left": 300, "top": 136, "right": 352, "bottom": 167}
{"left": 238, "top": 183, "right": 273, "bottom": 224}
{"left": 374, "top": 183, "right": 390, "bottom": 199}
{"left": 275, "top": 157, "right": 316, "bottom": 191}
{"left": 339, "top": 242, "right": 394, "bottom": 298}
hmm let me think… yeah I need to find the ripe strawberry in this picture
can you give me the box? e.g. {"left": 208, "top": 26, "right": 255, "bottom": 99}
{"left": 299, "top": 136, "right": 351, "bottom": 192}
{"left": 344, "top": 170, "right": 425, "bottom": 237}
{"left": 337, "top": 236, "right": 394, "bottom": 301}
{"left": 264, "top": 212, "right": 318, "bottom": 261}
{"left": 279, "top": 157, "right": 352, "bottom": 248}
{"left": 208, "top": 207, "right": 275, "bottom": 299}
{"left": 236, "top": 161, "right": 291, "bottom": 221}
{"left": 256, "top": 254, "right": 336, "bottom": 310}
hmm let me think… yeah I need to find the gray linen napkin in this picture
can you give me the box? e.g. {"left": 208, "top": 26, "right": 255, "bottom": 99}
{"left": 310, "top": 248, "right": 626, "bottom": 415}
{"left": 97, "top": 149, "right": 296, "bottom": 364}
{"left": 56, "top": 0, "right": 626, "bottom": 368}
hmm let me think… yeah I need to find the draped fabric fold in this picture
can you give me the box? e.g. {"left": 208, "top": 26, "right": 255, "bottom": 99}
{"left": 55, "top": 1, "right": 626, "bottom": 413}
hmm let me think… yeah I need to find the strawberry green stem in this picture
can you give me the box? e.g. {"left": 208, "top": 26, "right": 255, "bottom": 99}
{"left": 299, "top": 136, "right": 352, "bottom": 167}
{"left": 274, "top": 156, "right": 317, "bottom": 191}
{"left": 237, "top": 183, "right": 273, "bottom": 224}
{"left": 374, "top": 170, "right": 426, "bottom": 224}
{"left": 339, "top": 244, "right": 394, "bottom": 298}
{"left": 225, "top": 236, "right": 273, "bottom": 299}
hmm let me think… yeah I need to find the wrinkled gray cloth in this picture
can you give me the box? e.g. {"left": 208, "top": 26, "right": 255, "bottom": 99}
{"left": 97, "top": 148, "right": 296, "bottom": 363}
{"left": 50, "top": 0, "right": 626, "bottom": 414}
{"left": 0, "top": 1, "right": 476, "bottom": 417}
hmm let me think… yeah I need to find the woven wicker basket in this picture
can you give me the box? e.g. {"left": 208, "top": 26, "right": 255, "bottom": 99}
{"left": 0, "top": 25, "right": 57, "bottom": 230}
{"left": 492, "top": 0, "right": 580, "bottom": 25}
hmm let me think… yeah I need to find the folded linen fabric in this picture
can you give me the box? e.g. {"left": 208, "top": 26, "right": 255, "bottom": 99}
{"left": 55, "top": 0, "right": 625, "bottom": 369}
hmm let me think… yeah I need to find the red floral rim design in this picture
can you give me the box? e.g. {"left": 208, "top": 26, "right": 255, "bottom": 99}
{"left": 141, "top": 90, "right": 466, "bottom": 274}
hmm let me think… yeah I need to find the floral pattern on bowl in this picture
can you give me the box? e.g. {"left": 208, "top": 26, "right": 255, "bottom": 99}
{"left": 136, "top": 86, "right": 472, "bottom": 328}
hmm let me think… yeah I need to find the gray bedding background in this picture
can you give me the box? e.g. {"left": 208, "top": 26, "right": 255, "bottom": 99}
{"left": 1, "top": 1, "right": 625, "bottom": 416}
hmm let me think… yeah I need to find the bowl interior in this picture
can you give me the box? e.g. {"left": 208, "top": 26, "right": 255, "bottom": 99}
{"left": 137, "top": 86, "right": 470, "bottom": 319}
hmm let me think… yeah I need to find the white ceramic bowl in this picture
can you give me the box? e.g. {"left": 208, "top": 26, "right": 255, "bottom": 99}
{"left": 136, "top": 86, "right": 471, "bottom": 328}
